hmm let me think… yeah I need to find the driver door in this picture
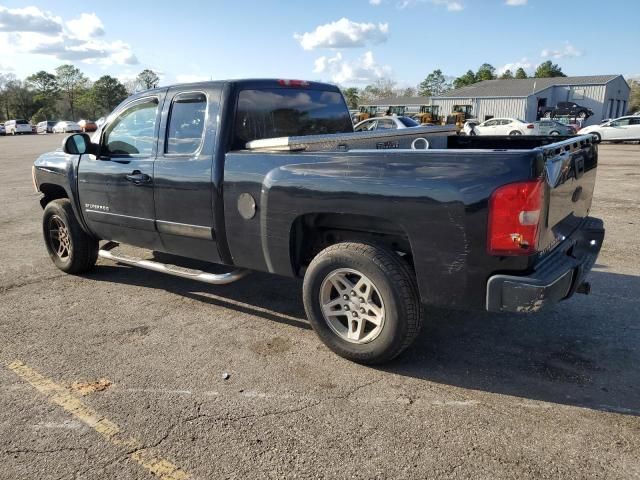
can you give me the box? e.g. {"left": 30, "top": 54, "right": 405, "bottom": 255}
{"left": 77, "top": 93, "right": 166, "bottom": 249}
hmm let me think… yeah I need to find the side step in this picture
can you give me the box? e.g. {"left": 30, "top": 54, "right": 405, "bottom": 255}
{"left": 98, "top": 242, "right": 249, "bottom": 285}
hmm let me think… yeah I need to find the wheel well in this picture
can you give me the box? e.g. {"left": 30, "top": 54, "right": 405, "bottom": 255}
{"left": 39, "top": 183, "right": 68, "bottom": 209}
{"left": 290, "top": 213, "right": 413, "bottom": 275}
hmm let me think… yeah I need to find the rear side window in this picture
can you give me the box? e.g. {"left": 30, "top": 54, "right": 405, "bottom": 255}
{"left": 233, "top": 88, "right": 353, "bottom": 149}
{"left": 398, "top": 117, "right": 419, "bottom": 127}
{"left": 166, "top": 92, "right": 207, "bottom": 155}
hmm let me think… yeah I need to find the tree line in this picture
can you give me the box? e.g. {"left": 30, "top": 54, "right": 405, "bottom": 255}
{"left": 0, "top": 67, "right": 161, "bottom": 123}
{"left": 341, "top": 60, "right": 567, "bottom": 109}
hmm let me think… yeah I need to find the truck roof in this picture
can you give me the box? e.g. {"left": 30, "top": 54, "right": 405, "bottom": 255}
{"left": 133, "top": 79, "right": 341, "bottom": 97}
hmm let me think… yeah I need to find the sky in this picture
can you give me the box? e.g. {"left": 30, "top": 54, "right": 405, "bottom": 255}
{"left": 1, "top": 0, "right": 638, "bottom": 88}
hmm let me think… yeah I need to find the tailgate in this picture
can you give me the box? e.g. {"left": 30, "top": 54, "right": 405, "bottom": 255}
{"left": 538, "top": 135, "right": 598, "bottom": 253}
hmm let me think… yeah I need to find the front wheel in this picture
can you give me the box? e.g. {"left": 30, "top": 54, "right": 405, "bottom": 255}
{"left": 303, "top": 242, "right": 422, "bottom": 364}
{"left": 43, "top": 199, "right": 98, "bottom": 274}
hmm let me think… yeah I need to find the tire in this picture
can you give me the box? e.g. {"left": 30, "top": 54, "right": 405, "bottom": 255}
{"left": 543, "top": 111, "right": 552, "bottom": 118}
{"left": 577, "top": 111, "right": 588, "bottom": 119}
{"left": 591, "top": 132, "right": 602, "bottom": 142}
{"left": 303, "top": 242, "right": 422, "bottom": 364}
{"left": 550, "top": 130, "right": 560, "bottom": 136}
{"left": 509, "top": 130, "right": 522, "bottom": 136}
{"left": 43, "top": 199, "right": 98, "bottom": 274}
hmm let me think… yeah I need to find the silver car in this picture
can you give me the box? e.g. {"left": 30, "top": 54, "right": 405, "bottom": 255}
{"left": 354, "top": 116, "right": 420, "bottom": 132}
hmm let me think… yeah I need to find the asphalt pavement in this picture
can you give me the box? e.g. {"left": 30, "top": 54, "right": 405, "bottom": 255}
{"left": 1, "top": 134, "right": 639, "bottom": 479}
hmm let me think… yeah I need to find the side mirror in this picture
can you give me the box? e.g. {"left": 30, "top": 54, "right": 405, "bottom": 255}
{"left": 62, "top": 133, "right": 92, "bottom": 155}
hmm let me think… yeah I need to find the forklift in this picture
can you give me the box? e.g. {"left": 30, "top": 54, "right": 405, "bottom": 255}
{"left": 413, "top": 105, "right": 441, "bottom": 125}
{"left": 446, "top": 105, "right": 474, "bottom": 131}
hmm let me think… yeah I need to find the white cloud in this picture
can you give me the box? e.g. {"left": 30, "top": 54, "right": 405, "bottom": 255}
{"left": 398, "top": 0, "right": 464, "bottom": 11}
{"left": 176, "top": 74, "right": 209, "bottom": 83}
{"left": 541, "top": 42, "right": 583, "bottom": 59}
{"left": 498, "top": 58, "right": 532, "bottom": 75}
{"left": 369, "top": 0, "right": 383, "bottom": 4}
{"left": 66, "top": 13, "right": 105, "bottom": 41}
{"left": 0, "top": 6, "right": 62, "bottom": 33}
{"left": 0, "top": 6, "right": 137, "bottom": 66}
{"left": 294, "top": 18, "right": 389, "bottom": 50}
{"left": 313, "top": 51, "right": 392, "bottom": 84}
{"left": 505, "top": 0, "right": 527, "bottom": 5}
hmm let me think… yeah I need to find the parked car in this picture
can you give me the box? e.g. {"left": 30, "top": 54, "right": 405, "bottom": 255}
{"left": 78, "top": 119, "right": 98, "bottom": 132}
{"left": 4, "top": 119, "right": 32, "bottom": 135}
{"left": 464, "top": 118, "right": 535, "bottom": 136}
{"left": 32, "top": 79, "right": 604, "bottom": 364}
{"left": 36, "top": 121, "right": 57, "bottom": 134}
{"left": 0, "top": 124, "right": 5, "bottom": 135}
{"left": 53, "top": 121, "right": 81, "bottom": 133}
{"left": 534, "top": 120, "right": 576, "bottom": 136}
{"left": 540, "top": 102, "right": 593, "bottom": 119}
{"left": 579, "top": 115, "right": 640, "bottom": 142}
{"left": 354, "top": 116, "right": 420, "bottom": 132}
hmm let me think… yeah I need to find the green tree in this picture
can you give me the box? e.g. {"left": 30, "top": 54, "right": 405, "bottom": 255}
{"left": 55, "top": 64, "right": 89, "bottom": 119}
{"left": 534, "top": 61, "right": 566, "bottom": 78}
{"left": 93, "top": 75, "right": 128, "bottom": 113}
{"left": 26, "top": 70, "right": 59, "bottom": 119}
{"left": 515, "top": 68, "right": 528, "bottom": 79}
{"left": 3, "top": 79, "right": 37, "bottom": 120}
{"left": 453, "top": 70, "right": 476, "bottom": 89}
{"left": 136, "top": 69, "right": 160, "bottom": 90}
{"left": 500, "top": 69, "right": 514, "bottom": 79}
{"left": 476, "top": 63, "right": 496, "bottom": 81}
{"left": 341, "top": 87, "right": 360, "bottom": 109}
{"left": 418, "top": 69, "right": 450, "bottom": 96}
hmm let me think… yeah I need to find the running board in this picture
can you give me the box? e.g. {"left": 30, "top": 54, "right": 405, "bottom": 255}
{"left": 98, "top": 242, "right": 249, "bottom": 285}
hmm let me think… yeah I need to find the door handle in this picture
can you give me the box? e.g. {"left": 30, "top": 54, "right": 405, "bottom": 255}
{"left": 125, "top": 170, "right": 151, "bottom": 185}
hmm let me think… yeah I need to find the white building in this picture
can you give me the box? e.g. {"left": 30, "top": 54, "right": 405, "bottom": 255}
{"left": 430, "top": 75, "right": 630, "bottom": 126}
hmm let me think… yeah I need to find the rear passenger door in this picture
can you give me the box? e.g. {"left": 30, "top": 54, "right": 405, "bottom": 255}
{"left": 153, "top": 87, "right": 223, "bottom": 262}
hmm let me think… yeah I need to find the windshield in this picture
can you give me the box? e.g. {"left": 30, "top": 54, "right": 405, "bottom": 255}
{"left": 233, "top": 88, "right": 353, "bottom": 149}
{"left": 398, "top": 117, "right": 419, "bottom": 127}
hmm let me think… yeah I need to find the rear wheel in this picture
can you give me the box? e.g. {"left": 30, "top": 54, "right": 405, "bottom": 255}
{"left": 43, "top": 199, "right": 98, "bottom": 274}
{"left": 550, "top": 130, "right": 560, "bottom": 136}
{"left": 509, "top": 130, "right": 522, "bottom": 136}
{"left": 303, "top": 242, "right": 422, "bottom": 364}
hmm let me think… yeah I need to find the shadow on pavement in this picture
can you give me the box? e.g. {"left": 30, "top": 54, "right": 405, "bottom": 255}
{"left": 87, "top": 263, "right": 640, "bottom": 416}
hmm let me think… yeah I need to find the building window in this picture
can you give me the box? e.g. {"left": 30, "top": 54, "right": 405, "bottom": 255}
{"left": 571, "top": 88, "right": 585, "bottom": 100}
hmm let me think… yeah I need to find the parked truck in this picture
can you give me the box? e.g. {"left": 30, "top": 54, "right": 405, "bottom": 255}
{"left": 32, "top": 79, "right": 604, "bottom": 364}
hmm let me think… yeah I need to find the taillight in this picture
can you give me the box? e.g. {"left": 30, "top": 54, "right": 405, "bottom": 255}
{"left": 487, "top": 180, "right": 544, "bottom": 255}
{"left": 527, "top": 124, "right": 535, "bottom": 129}
{"left": 278, "top": 79, "right": 310, "bottom": 87}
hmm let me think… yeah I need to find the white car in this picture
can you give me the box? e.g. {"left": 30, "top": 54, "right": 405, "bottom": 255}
{"left": 53, "top": 121, "right": 81, "bottom": 133}
{"left": 4, "top": 119, "right": 32, "bottom": 135}
{"left": 578, "top": 115, "right": 640, "bottom": 141}
{"left": 465, "top": 118, "right": 535, "bottom": 136}
{"left": 579, "top": 116, "right": 640, "bottom": 142}
{"left": 354, "top": 116, "right": 420, "bottom": 132}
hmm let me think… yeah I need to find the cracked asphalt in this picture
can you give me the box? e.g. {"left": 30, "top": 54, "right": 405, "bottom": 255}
{"left": 1, "top": 134, "right": 639, "bottom": 479}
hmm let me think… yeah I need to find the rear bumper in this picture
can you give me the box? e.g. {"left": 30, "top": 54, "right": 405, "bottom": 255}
{"left": 486, "top": 217, "right": 604, "bottom": 313}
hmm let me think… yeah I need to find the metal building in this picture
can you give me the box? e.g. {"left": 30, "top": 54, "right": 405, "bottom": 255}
{"left": 430, "top": 75, "right": 630, "bottom": 126}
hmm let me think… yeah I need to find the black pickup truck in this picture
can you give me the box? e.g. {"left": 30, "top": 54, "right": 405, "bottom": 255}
{"left": 32, "top": 79, "right": 604, "bottom": 364}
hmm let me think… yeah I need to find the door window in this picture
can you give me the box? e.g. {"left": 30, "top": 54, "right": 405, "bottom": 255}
{"left": 355, "top": 120, "right": 377, "bottom": 132}
{"left": 610, "top": 118, "right": 630, "bottom": 127}
{"left": 483, "top": 120, "right": 497, "bottom": 127}
{"left": 103, "top": 98, "right": 159, "bottom": 157}
{"left": 630, "top": 118, "right": 640, "bottom": 125}
{"left": 166, "top": 92, "right": 207, "bottom": 155}
{"left": 376, "top": 119, "right": 397, "bottom": 130}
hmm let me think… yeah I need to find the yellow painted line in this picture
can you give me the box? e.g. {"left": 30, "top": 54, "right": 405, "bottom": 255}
{"left": 6, "top": 360, "right": 190, "bottom": 480}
